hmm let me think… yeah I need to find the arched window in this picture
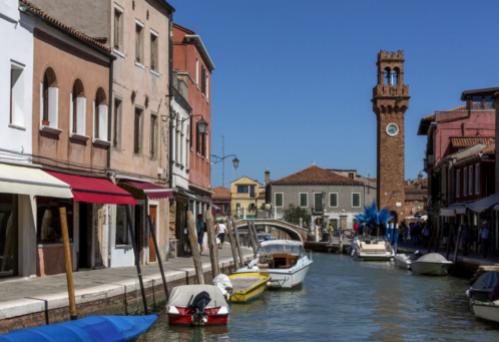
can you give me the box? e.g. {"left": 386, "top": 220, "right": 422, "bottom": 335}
{"left": 94, "top": 88, "right": 108, "bottom": 141}
{"left": 383, "top": 67, "right": 391, "bottom": 85}
{"left": 71, "top": 79, "right": 85, "bottom": 135}
{"left": 392, "top": 67, "right": 400, "bottom": 86}
{"left": 41, "top": 68, "right": 58, "bottom": 127}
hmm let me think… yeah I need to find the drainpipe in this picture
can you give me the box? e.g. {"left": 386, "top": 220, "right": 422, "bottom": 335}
{"left": 168, "top": 15, "right": 174, "bottom": 189}
{"left": 107, "top": 51, "right": 115, "bottom": 268}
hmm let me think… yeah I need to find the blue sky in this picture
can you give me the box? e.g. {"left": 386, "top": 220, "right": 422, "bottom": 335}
{"left": 169, "top": 0, "right": 499, "bottom": 187}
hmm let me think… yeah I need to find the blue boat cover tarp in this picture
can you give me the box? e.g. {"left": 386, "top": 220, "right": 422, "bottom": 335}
{"left": 0, "top": 315, "right": 158, "bottom": 342}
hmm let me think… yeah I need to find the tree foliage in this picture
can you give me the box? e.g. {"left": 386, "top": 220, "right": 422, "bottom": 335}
{"left": 283, "top": 204, "right": 310, "bottom": 226}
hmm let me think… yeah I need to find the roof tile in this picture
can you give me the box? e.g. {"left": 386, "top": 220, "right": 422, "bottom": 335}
{"left": 271, "top": 165, "right": 363, "bottom": 186}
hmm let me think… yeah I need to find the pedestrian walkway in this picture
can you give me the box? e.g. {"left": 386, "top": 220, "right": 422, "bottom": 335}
{"left": 0, "top": 244, "right": 252, "bottom": 324}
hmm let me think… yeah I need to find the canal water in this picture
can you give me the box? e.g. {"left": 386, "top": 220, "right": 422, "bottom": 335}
{"left": 138, "top": 253, "right": 499, "bottom": 341}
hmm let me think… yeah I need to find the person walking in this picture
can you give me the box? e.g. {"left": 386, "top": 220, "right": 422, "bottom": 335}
{"left": 217, "top": 220, "right": 227, "bottom": 249}
{"left": 196, "top": 214, "right": 206, "bottom": 254}
{"left": 480, "top": 220, "right": 490, "bottom": 258}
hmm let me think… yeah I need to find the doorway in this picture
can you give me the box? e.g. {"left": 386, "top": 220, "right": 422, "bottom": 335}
{"left": 78, "top": 203, "right": 92, "bottom": 269}
{"left": 0, "top": 194, "right": 18, "bottom": 277}
{"left": 148, "top": 205, "right": 157, "bottom": 262}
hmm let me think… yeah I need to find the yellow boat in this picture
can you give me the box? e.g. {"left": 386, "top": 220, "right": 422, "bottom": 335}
{"left": 228, "top": 272, "right": 270, "bottom": 303}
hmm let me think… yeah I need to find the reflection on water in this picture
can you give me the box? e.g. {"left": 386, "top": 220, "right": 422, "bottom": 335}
{"left": 138, "top": 254, "right": 499, "bottom": 342}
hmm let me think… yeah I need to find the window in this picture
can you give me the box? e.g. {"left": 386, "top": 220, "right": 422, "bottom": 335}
{"left": 10, "top": 62, "right": 25, "bottom": 127}
{"left": 468, "top": 165, "right": 474, "bottom": 196}
{"left": 196, "top": 123, "right": 207, "bottom": 156}
{"left": 70, "top": 80, "right": 85, "bottom": 136}
{"left": 206, "top": 76, "right": 210, "bottom": 100}
{"left": 41, "top": 68, "right": 58, "bottom": 128}
{"left": 456, "top": 169, "right": 461, "bottom": 198}
{"left": 275, "top": 193, "right": 283, "bottom": 208}
{"left": 113, "top": 8, "right": 123, "bottom": 51}
{"left": 115, "top": 205, "right": 130, "bottom": 245}
{"left": 150, "top": 32, "right": 158, "bottom": 72}
{"left": 150, "top": 113, "right": 158, "bottom": 159}
{"left": 299, "top": 193, "right": 308, "bottom": 207}
{"left": 314, "top": 193, "right": 324, "bottom": 212}
{"left": 475, "top": 163, "right": 480, "bottom": 195}
{"left": 195, "top": 59, "right": 199, "bottom": 85}
{"left": 352, "top": 193, "right": 361, "bottom": 208}
{"left": 237, "top": 185, "right": 249, "bottom": 194}
{"left": 329, "top": 193, "right": 338, "bottom": 208}
{"left": 135, "top": 22, "right": 144, "bottom": 64}
{"left": 463, "top": 167, "right": 468, "bottom": 197}
{"left": 201, "top": 66, "right": 207, "bottom": 94}
{"left": 37, "top": 197, "right": 73, "bottom": 244}
{"left": 113, "top": 98, "right": 122, "bottom": 147}
{"left": 133, "top": 107, "right": 143, "bottom": 154}
{"left": 94, "top": 88, "right": 108, "bottom": 141}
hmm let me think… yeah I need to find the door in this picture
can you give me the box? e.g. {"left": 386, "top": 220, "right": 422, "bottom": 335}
{"left": 0, "top": 194, "right": 18, "bottom": 277}
{"left": 78, "top": 203, "right": 92, "bottom": 269}
{"left": 148, "top": 205, "right": 157, "bottom": 262}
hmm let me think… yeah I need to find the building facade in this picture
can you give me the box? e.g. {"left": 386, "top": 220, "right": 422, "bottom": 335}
{"left": 172, "top": 23, "right": 214, "bottom": 219}
{"left": 212, "top": 187, "right": 231, "bottom": 218}
{"left": 269, "top": 166, "right": 376, "bottom": 230}
{"left": 230, "top": 176, "right": 265, "bottom": 219}
{"left": 372, "top": 50, "right": 410, "bottom": 222}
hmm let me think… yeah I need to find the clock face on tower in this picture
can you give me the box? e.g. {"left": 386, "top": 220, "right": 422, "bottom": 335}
{"left": 386, "top": 122, "right": 400, "bottom": 137}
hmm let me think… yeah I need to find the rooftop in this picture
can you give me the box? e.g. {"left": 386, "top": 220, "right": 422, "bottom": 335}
{"left": 270, "top": 165, "right": 364, "bottom": 186}
{"left": 212, "top": 187, "right": 231, "bottom": 200}
{"left": 450, "top": 136, "right": 495, "bottom": 149}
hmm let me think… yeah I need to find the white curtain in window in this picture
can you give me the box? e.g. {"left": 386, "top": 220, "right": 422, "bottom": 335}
{"left": 77, "top": 97, "right": 86, "bottom": 135}
{"left": 48, "top": 87, "right": 58, "bottom": 127}
{"left": 98, "top": 104, "right": 108, "bottom": 140}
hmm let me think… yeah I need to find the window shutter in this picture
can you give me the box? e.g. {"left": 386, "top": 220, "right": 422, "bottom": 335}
{"left": 77, "top": 97, "right": 86, "bottom": 135}
{"left": 69, "top": 93, "right": 73, "bottom": 133}
{"left": 48, "top": 87, "right": 58, "bottom": 127}
{"left": 99, "top": 104, "right": 108, "bottom": 140}
{"left": 40, "top": 82, "right": 44, "bottom": 125}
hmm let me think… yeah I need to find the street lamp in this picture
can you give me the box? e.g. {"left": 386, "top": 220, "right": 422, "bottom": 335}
{"left": 211, "top": 136, "right": 239, "bottom": 187}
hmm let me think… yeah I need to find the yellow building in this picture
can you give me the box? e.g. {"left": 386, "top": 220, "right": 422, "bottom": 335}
{"left": 230, "top": 176, "right": 266, "bottom": 219}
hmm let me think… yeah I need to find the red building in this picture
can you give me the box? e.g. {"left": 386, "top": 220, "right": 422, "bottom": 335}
{"left": 172, "top": 24, "right": 214, "bottom": 217}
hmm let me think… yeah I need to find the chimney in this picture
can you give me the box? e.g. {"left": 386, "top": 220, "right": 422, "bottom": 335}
{"left": 264, "top": 170, "right": 271, "bottom": 185}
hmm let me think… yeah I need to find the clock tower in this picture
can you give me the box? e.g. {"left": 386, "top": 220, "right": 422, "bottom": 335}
{"left": 372, "top": 50, "right": 409, "bottom": 221}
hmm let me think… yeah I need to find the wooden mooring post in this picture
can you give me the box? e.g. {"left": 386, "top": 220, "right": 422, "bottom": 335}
{"left": 147, "top": 215, "right": 169, "bottom": 300}
{"left": 205, "top": 210, "right": 220, "bottom": 277}
{"left": 231, "top": 218, "right": 245, "bottom": 267}
{"left": 59, "top": 207, "right": 77, "bottom": 320}
{"left": 187, "top": 211, "right": 205, "bottom": 284}
{"left": 227, "top": 219, "right": 240, "bottom": 270}
{"left": 247, "top": 220, "right": 258, "bottom": 257}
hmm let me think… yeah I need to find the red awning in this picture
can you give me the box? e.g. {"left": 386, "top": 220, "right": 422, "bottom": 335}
{"left": 121, "top": 180, "right": 173, "bottom": 199}
{"left": 46, "top": 171, "right": 137, "bottom": 205}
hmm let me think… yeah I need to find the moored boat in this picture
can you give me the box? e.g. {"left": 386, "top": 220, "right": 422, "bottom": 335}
{"left": 394, "top": 250, "right": 423, "bottom": 270}
{"left": 351, "top": 238, "right": 394, "bottom": 261}
{"left": 411, "top": 253, "right": 452, "bottom": 276}
{"left": 0, "top": 315, "right": 158, "bottom": 342}
{"left": 237, "top": 240, "right": 313, "bottom": 289}
{"left": 166, "top": 285, "right": 229, "bottom": 326}
{"left": 228, "top": 272, "right": 270, "bottom": 303}
{"left": 467, "top": 271, "right": 499, "bottom": 323}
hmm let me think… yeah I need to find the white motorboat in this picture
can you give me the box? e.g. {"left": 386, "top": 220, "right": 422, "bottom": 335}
{"left": 394, "top": 250, "right": 423, "bottom": 270}
{"left": 467, "top": 271, "right": 499, "bottom": 323}
{"left": 237, "top": 240, "right": 313, "bottom": 289}
{"left": 411, "top": 253, "right": 453, "bottom": 276}
{"left": 351, "top": 238, "right": 394, "bottom": 261}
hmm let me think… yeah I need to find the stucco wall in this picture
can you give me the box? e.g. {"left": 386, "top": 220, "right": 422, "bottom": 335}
{"left": 0, "top": 10, "right": 34, "bottom": 161}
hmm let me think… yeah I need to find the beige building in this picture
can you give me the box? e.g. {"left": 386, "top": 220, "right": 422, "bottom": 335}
{"left": 30, "top": 0, "right": 175, "bottom": 266}
{"left": 230, "top": 176, "right": 266, "bottom": 219}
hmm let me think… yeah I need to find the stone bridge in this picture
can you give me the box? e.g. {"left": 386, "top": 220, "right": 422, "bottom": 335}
{"left": 234, "top": 219, "right": 309, "bottom": 242}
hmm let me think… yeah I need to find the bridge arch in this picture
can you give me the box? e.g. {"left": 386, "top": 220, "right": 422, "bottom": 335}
{"left": 234, "top": 219, "right": 308, "bottom": 242}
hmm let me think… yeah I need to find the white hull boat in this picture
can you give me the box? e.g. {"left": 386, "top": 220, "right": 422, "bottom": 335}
{"left": 351, "top": 238, "right": 394, "bottom": 261}
{"left": 411, "top": 253, "right": 452, "bottom": 276}
{"left": 394, "top": 251, "right": 423, "bottom": 270}
{"left": 237, "top": 239, "right": 313, "bottom": 289}
{"left": 467, "top": 270, "right": 499, "bottom": 323}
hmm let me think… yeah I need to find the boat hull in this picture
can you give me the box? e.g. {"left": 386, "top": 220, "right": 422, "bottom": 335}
{"left": 471, "top": 301, "right": 499, "bottom": 323}
{"left": 394, "top": 254, "right": 412, "bottom": 270}
{"left": 229, "top": 272, "right": 270, "bottom": 303}
{"left": 168, "top": 313, "right": 229, "bottom": 326}
{"left": 411, "top": 262, "right": 451, "bottom": 276}
{"left": 266, "top": 260, "right": 312, "bottom": 289}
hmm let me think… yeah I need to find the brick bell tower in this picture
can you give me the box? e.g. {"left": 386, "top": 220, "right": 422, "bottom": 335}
{"left": 372, "top": 50, "right": 410, "bottom": 222}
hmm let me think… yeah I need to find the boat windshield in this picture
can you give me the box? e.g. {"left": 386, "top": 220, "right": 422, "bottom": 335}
{"left": 258, "top": 244, "right": 304, "bottom": 256}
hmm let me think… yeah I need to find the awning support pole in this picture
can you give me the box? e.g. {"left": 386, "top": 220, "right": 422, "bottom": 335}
{"left": 147, "top": 215, "right": 169, "bottom": 300}
{"left": 126, "top": 205, "right": 148, "bottom": 314}
{"left": 59, "top": 207, "right": 77, "bottom": 320}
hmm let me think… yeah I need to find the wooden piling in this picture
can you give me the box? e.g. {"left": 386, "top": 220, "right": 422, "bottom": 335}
{"left": 231, "top": 219, "right": 245, "bottom": 267}
{"left": 59, "top": 207, "right": 77, "bottom": 320}
{"left": 205, "top": 210, "right": 220, "bottom": 277}
{"left": 147, "top": 215, "right": 169, "bottom": 300}
{"left": 187, "top": 211, "right": 205, "bottom": 284}
{"left": 247, "top": 221, "right": 258, "bottom": 257}
{"left": 227, "top": 220, "right": 240, "bottom": 270}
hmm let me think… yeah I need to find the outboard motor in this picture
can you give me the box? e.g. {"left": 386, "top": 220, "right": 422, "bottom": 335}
{"left": 188, "top": 291, "right": 211, "bottom": 325}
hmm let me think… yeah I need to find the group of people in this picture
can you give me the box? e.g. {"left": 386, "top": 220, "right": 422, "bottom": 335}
{"left": 441, "top": 219, "right": 490, "bottom": 258}
{"left": 195, "top": 214, "right": 227, "bottom": 253}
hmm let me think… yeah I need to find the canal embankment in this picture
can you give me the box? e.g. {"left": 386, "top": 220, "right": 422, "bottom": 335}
{"left": 0, "top": 245, "right": 253, "bottom": 333}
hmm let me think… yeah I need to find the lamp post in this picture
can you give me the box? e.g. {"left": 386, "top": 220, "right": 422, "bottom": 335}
{"left": 211, "top": 136, "right": 239, "bottom": 187}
